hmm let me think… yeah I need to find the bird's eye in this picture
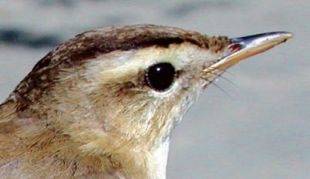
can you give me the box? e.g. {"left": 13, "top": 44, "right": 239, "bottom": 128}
{"left": 145, "top": 62, "right": 176, "bottom": 91}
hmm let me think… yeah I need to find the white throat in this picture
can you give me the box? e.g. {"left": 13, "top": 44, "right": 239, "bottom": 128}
{"left": 148, "top": 139, "right": 170, "bottom": 179}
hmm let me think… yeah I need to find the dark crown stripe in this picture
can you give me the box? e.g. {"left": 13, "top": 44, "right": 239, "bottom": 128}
{"left": 10, "top": 25, "right": 229, "bottom": 111}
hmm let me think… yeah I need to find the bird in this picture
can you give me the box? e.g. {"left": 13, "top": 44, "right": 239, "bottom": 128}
{"left": 0, "top": 24, "right": 292, "bottom": 179}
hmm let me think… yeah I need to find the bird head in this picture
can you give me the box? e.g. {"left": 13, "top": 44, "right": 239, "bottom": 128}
{"left": 7, "top": 25, "right": 291, "bottom": 174}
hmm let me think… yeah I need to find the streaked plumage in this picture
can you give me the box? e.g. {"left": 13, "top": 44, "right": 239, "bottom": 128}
{"left": 0, "top": 24, "right": 291, "bottom": 179}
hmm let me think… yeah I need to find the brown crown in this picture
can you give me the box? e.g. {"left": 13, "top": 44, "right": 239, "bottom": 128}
{"left": 7, "top": 24, "right": 230, "bottom": 111}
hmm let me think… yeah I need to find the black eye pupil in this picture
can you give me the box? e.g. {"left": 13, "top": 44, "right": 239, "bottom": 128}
{"left": 146, "top": 62, "right": 176, "bottom": 91}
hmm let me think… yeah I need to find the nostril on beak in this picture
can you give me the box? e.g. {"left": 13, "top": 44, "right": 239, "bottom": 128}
{"left": 227, "top": 43, "right": 242, "bottom": 53}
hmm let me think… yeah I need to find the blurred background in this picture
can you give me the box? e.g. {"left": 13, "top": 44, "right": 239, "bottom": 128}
{"left": 0, "top": 0, "right": 309, "bottom": 178}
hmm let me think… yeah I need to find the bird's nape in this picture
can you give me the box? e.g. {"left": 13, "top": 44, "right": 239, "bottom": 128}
{"left": 0, "top": 25, "right": 292, "bottom": 179}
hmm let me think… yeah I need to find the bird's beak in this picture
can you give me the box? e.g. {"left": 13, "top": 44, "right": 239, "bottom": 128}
{"left": 203, "top": 32, "right": 293, "bottom": 74}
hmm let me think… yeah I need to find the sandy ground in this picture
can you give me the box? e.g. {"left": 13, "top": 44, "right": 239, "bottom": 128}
{"left": 0, "top": 0, "right": 309, "bottom": 178}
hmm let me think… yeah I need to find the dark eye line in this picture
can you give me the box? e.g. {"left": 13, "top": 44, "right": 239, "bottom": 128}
{"left": 117, "top": 65, "right": 183, "bottom": 93}
{"left": 174, "top": 69, "right": 183, "bottom": 78}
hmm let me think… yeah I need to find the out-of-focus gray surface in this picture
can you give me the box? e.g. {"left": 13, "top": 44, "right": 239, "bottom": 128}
{"left": 0, "top": 0, "right": 309, "bottom": 178}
